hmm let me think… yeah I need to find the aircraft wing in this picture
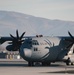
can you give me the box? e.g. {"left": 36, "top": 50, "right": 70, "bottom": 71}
{"left": 0, "top": 37, "right": 13, "bottom": 44}
{"left": 0, "top": 30, "right": 26, "bottom": 44}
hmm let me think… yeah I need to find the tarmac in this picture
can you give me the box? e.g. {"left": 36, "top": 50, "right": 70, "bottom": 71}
{"left": 0, "top": 59, "right": 74, "bottom": 75}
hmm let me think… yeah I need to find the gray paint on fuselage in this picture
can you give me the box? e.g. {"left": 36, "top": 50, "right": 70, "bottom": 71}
{"left": 20, "top": 36, "right": 72, "bottom": 62}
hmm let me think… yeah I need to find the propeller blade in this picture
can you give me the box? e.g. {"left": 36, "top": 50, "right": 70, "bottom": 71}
{"left": 68, "top": 31, "right": 74, "bottom": 40}
{"left": 20, "top": 32, "right": 25, "bottom": 40}
{"left": 20, "top": 40, "right": 24, "bottom": 43}
{"left": 16, "top": 30, "right": 19, "bottom": 39}
{"left": 66, "top": 42, "right": 73, "bottom": 49}
{"left": 65, "top": 38, "right": 73, "bottom": 42}
{"left": 8, "top": 42, "right": 13, "bottom": 44}
{"left": 8, "top": 30, "right": 25, "bottom": 51}
{"left": 10, "top": 34, "right": 16, "bottom": 39}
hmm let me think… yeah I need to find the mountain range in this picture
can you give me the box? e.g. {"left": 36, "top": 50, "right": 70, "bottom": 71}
{"left": 0, "top": 10, "right": 74, "bottom": 36}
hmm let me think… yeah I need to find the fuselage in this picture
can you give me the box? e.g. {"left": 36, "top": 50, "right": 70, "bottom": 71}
{"left": 20, "top": 36, "right": 73, "bottom": 63}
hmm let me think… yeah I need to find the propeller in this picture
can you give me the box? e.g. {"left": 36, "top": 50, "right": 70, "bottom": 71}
{"left": 65, "top": 31, "right": 74, "bottom": 48}
{"left": 8, "top": 30, "right": 25, "bottom": 51}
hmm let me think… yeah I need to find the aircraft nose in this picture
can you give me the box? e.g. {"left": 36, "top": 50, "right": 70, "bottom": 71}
{"left": 24, "top": 48, "right": 32, "bottom": 58}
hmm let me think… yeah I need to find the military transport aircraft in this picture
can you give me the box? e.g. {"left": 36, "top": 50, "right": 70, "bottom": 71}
{"left": 0, "top": 30, "right": 74, "bottom": 66}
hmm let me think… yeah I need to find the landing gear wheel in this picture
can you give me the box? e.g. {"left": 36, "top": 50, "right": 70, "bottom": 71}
{"left": 42, "top": 62, "right": 46, "bottom": 66}
{"left": 66, "top": 62, "right": 69, "bottom": 65}
{"left": 42, "top": 62, "right": 51, "bottom": 66}
{"left": 28, "top": 62, "right": 34, "bottom": 66}
{"left": 71, "top": 62, "right": 73, "bottom": 65}
{"left": 46, "top": 62, "right": 51, "bottom": 66}
{"left": 66, "top": 57, "right": 70, "bottom": 66}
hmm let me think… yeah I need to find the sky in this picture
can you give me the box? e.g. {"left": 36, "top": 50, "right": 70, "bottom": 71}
{"left": 0, "top": 0, "right": 74, "bottom": 21}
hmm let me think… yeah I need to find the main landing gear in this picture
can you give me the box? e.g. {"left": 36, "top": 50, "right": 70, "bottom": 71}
{"left": 28, "top": 62, "right": 34, "bottom": 66}
{"left": 28, "top": 62, "right": 51, "bottom": 66}
{"left": 65, "top": 57, "right": 73, "bottom": 66}
{"left": 42, "top": 62, "right": 51, "bottom": 66}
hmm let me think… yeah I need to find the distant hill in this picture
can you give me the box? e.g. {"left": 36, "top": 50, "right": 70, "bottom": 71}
{"left": 0, "top": 11, "right": 74, "bottom": 36}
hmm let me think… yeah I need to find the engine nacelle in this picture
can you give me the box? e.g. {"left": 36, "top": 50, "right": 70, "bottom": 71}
{"left": 6, "top": 45, "right": 18, "bottom": 51}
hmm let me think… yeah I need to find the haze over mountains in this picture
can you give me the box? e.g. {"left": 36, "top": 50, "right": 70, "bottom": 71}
{"left": 0, "top": 11, "right": 74, "bottom": 36}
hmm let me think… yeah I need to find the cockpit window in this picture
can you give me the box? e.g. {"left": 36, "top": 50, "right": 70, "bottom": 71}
{"left": 25, "top": 39, "right": 39, "bottom": 45}
{"left": 32, "top": 40, "right": 39, "bottom": 45}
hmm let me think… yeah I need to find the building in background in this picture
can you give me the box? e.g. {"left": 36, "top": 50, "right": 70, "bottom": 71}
{"left": 0, "top": 45, "right": 21, "bottom": 59}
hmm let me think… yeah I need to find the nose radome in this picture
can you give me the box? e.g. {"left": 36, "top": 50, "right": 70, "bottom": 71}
{"left": 24, "top": 48, "right": 32, "bottom": 58}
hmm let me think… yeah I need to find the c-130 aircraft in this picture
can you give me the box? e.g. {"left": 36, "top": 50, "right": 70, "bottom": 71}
{"left": 0, "top": 30, "right": 74, "bottom": 66}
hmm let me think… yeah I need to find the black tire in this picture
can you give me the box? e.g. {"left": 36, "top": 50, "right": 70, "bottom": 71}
{"left": 42, "top": 62, "right": 51, "bottom": 66}
{"left": 71, "top": 62, "right": 73, "bottom": 65}
{"left": 66, "top": 62, "right": 69, "bottom": 65}
{"left": 66, "top": 57, "right": 71, "bottom": 66}
{"left": 28, "top": 62, "right": 34, "bottom": 66}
